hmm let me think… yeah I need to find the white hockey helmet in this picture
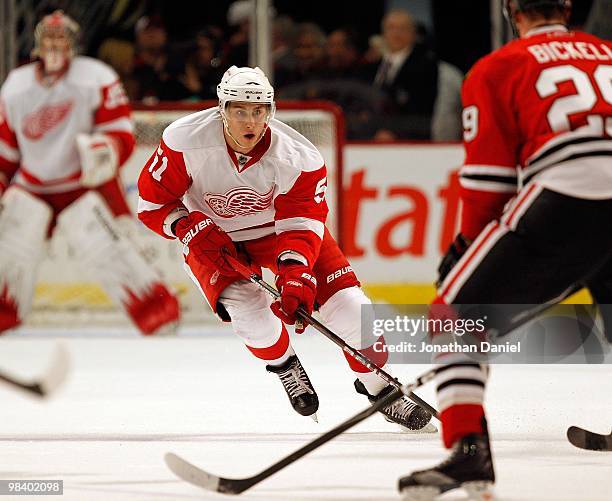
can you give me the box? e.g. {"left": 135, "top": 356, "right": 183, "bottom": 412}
{"left": 217, "top": 65, "right": 275, "bottom": 119}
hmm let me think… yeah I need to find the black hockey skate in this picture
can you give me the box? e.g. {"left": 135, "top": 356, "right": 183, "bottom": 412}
{"left": 354, "top": 380, "right": 435, "bottom": 432}
{"left": 267, "top": 355, "right": 319, "bottom": 420}
{"left": 398, "top": 418, "right": 495, "bottom": 500}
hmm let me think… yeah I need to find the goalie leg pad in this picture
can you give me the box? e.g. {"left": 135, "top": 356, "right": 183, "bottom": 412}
{"left": 59, "top": 191, "right": 180, "bottom": 335}
{"left": 220, "top": 281, "right": 295, "bottom": 365}
{"left": 0, "top": 187, "right": 52, "bottom": 331}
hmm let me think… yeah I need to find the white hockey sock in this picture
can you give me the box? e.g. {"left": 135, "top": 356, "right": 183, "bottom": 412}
{"left": 265, "top": 345, "right": 296, "bottom": 367}
{"left": 220, "top": 281, "right": 295, "bottom": 366}
{"left": 356, "top": 368, "right": 390, "bottom": 396}
{"left": 319, "top": 286, "right": 391, "bottom": 395}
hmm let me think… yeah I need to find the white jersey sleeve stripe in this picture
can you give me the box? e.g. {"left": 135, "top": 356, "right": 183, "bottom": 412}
{"left": 0, "top": 140, "right": 20, "bottom": 162}
{"left": 137, "top": 196, "right": 166, "bottom": 213}
{"left": 94, "top": 117, "right": 133, "bottom": 133}
{"left": 459, "top": 178, "right": 518, "bottom": 193}
{"left": 275, "top": 217, "right": 324, "bottom": 239}
{"left": 460, "top": 165, "right": 518, "bottom": 177}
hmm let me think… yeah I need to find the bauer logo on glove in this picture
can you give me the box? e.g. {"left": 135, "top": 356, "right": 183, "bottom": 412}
{"left": 173, "top": 211, "right": 239, "bottom": 277}
{"left": 180, "top": 218, "right": 214, "bottom": 246}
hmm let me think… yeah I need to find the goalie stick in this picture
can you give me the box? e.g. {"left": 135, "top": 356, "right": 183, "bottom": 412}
{"left": 567, "top": 426, "right": 612, "bottom": 452}
{"left": 0, "top": 343, "right": 70, "bottom": 397}
{"left": 165, "top": 367, "right": 437, "bottom": 495}
{"left": 222, "top": 251, "right": 439, "bottom": 419}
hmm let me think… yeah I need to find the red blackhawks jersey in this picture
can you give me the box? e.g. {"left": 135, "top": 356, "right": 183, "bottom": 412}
{"left": 459, "top": 25, "right": 612, "bottom": 240}
{"left": 0, "top": 56, "right": 134, "bottom": 194}
{"left": 137, "top": 108, "right": 329, "bottom": 266}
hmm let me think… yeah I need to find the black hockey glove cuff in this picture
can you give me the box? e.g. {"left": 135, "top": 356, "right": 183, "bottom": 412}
{"left": 436, "top": 233, "right": 471, "bottom": 288}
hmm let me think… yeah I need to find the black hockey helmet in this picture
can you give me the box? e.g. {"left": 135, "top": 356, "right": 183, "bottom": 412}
{"left": 503, "top": 0, "right": 571, "bottom": 36}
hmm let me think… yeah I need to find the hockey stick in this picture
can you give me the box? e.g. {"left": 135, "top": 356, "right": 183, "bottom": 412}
{"left": 165, "top": 367, "right": 437, "bottom": 495}
{"left": 0, "top": 343, "right": 70, "bottom": 397}
{"left": 223, "top": 252, "right": 439, "bottom": 419}
{"left": 567, "top": 426, "right": 612, "bottom": 452}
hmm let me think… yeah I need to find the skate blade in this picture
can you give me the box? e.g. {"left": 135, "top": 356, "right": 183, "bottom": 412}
{"left": 401, "top": 481, "right": 494, "bottom": 501}
{"left": 464, "top": 481, "right": 495, "bottom": 500}
{"left": 399, "top": 422, "right": 438, "bottom": 434}
{"left": 400, "top": 485, "right": 440, "bottom": 501}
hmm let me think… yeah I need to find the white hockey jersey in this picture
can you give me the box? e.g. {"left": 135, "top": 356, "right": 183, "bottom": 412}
{"left": 137, "top": 108, "right": 329, "bottom": 266}
{"left": 0, "top": 56, "right": 134, "bottom": 194}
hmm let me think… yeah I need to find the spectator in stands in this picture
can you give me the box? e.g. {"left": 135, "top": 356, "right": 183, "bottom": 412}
{"left": 278, "top": 24, "right": 390, "bottom": 140}
{"left": 178, "top": 28, "right": 224, "bottom": 100}
{"left": 273, "top": 15, "right": 298, "bottom": 77}
{"left": 584, "top": 0, "right": 612, "bottom": 39}
{"left": 224, "top": 0, "right": 251, "bottom": 67}
{"left": 275, "top": 22, "right": 327, "bottom": 89}
{"left": 364, "top": 34, "right": 385, "bottom": 65}
{"left": 131, "top": 15, "right": 189, "bottom": 102}
{"left": 325, "top": 27, "right": 370, "bottom": 80}
{"left": 97, "top": 38, "right": 138, "bottom": 100}
{"left": 370, "top": 9, "right": 439, "bottom": 140}
{"left": 431, "top": 60, "right": 464, "bottom": 142}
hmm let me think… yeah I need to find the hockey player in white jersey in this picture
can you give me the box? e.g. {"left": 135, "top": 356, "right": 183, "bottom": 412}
{"left": 0, "top": 10, "right": 180, "bottom": 335}
{"left": 137, "top": 65, "right": 434, "bottom": 431}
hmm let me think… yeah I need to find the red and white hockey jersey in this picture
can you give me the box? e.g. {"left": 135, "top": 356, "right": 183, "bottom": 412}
{"left": 459, "top": 25, "right": 612, "bottom": 240}
{"left": 137, "top": 108, "right": 329, "bottom": 266}
{"left": 0, "top": 56, "right": 134, "bottom": 193}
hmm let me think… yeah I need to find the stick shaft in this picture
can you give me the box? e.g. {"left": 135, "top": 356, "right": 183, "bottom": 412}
{"left": 224, "top": 253, "right": 439, "bottom": 419}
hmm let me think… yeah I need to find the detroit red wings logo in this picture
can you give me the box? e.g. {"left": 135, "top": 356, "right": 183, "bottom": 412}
{"left": 22, "top": 100, "right": 73, "bottom": 140}
{"left": 205, "top": 186, "right": 274, "bottom": 218}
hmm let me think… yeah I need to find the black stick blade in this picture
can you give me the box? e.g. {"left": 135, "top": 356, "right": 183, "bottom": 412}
{"left": 165, "top": 453, "right": 256, "bottom": 495}
{"left": 567, "top": 426, "right": 612, "bottom": 451}
{"left": 0, "top": 343, "right": 69, "bottom": 397}
{"left": 165, "top": 453, "right": 222, "bottom": 492}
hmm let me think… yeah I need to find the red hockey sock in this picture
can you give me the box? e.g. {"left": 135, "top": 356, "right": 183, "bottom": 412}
{"left": 343, "top": 335, "right": 389, "bottom": 373}
{"left": 440, "top": 404, "right": 485, "bottom": 448}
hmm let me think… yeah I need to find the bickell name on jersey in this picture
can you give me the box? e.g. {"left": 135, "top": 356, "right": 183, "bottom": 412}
{"left": 458, "top": 25, "right": 612, "bottom": 240}
{"left": 528, "top": 40, "right": 612, "bottom": 63}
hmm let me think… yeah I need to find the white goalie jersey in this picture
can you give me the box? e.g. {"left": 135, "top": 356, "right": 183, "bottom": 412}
{"left": 0, "top": 56, "right": 134, "bottom": 194}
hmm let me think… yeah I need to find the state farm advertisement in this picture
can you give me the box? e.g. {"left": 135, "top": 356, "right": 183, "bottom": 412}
{"left": 342, "top": 144, "right": 464, "bottom": 284}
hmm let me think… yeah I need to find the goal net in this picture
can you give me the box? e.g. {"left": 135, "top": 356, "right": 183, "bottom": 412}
{"left": 30, "top": 101, "right": 345, "bottom": 327}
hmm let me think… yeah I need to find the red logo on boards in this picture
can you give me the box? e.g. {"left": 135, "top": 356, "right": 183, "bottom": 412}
{"left": 22, "top": 100, "right": 73, "bottom": 140}
{"left": 205, "top": 186, "right": 274, "bottom": 218}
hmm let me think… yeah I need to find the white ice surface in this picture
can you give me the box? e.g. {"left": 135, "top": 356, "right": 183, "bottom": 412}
{"left": 0, "top": 326, "right": 610, "bottom": 501}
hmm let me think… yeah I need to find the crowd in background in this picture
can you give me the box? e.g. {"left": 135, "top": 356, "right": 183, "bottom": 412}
{"left": 29, "top": 0, "right": 606, "bottom": 142}
{"left": 91, "top": 1, "right": 462, "bottom": 141}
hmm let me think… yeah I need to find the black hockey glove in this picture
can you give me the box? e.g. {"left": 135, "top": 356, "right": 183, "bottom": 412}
{"left": 436, "top": 234, "right": 471, "bottom": 288}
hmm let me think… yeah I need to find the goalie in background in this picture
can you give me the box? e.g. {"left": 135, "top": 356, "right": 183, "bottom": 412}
{"left": 137, "top": 64, "right": 434, "bottom": 432}
{"left": 0, "top": 10, "right": 180, "bottom": 336}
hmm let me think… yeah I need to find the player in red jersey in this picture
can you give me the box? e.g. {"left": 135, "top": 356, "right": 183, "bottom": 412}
{"left": 137, "top": 65, "right": 434, "bottom": 430}
{"left": 0, "top": 11, "right": 179, "bottom": 335}
{"left": 399, "top": 1, "right": 612, "bottom": 498}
